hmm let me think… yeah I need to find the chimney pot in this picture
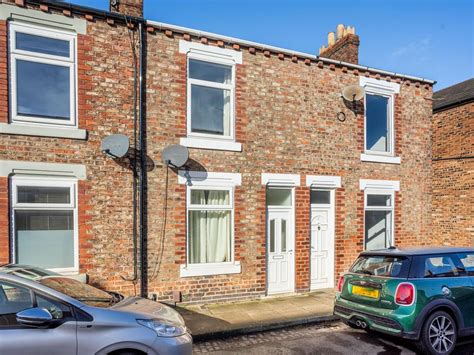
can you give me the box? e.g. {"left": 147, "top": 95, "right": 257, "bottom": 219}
{"left": 328, "top": 32, "right": 335, "bottom": 46}
{"left": 336, "top": 24, "right": 344, "bottom": 39}
{"left": 319, "top": 24, "right": 360, "bottom": 64}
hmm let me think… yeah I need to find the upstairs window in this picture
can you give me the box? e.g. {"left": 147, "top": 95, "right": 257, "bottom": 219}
{"left": 365, "top": 93, "right": 392, "bottom": 154}
{"left": 360, "top": 77, "right": 399, "bottom": 157}
{"left": 365, "top": 93, "right": 392, "bottom": 153}
{"left": 9, "top": 22, "right": 76, "bottom": 126}
{"left": 187, "top": 57, "right": 234, "bottom": 139}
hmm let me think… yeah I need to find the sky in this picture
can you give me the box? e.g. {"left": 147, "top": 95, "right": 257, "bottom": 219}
{"left": 71, "top": 0, "right": 473, "bottom": 90}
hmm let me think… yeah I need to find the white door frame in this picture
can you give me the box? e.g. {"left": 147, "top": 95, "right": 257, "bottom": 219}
{"left": 310, "top": 188, "right": 336, "bottom": 290}
{"left": 266, "top": 187, "right": 295, "bottom": 295}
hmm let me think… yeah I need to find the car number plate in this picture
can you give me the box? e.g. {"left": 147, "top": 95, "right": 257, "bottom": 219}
{"left": 352, "top": 285, "right": 379, "bottom": 299}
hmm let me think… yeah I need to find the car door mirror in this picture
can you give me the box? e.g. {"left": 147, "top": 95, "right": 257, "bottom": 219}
{"left": 16, "top": 307, "right": 53, "bottom": 327}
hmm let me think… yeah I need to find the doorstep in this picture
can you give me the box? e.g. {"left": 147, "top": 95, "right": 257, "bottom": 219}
{"left": 174, "top": 289, "right": 337, "bottom": 341}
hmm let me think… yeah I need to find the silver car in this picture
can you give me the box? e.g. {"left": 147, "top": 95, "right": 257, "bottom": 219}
{"left": 0, "top": 265, "right": 192, "bottom": 355}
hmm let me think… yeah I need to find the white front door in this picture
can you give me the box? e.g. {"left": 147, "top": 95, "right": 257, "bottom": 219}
{"left": 267, "top": 209, "right": 294, "bottom": 295}
{"left": 310, "top": 190, "right": 335, "bottom": 290}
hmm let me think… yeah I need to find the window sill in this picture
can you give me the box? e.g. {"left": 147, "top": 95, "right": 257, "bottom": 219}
{"left": 60, "top": 273, "right": 88, "bottom": 283}
{"left": 361, "top": 153, "right": 401, "bottom": 165}
{"left": 180, "top": 137, "right": 242, "bottom": 152}
{"left": 0, "top": 123, "right": 87, "bottom": 140}
{"left": 180, "top": 261, "right": 241, "bottom": 277}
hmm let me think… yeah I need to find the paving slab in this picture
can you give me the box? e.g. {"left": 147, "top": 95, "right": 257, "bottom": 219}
{"left": 174, "top": 289, "right": 337, "bottom": 340}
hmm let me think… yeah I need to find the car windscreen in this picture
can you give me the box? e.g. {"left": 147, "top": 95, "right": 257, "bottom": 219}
{"left": 39, "top": 277, "right": 114, "bottom": 308}
{"left": 350, "top": 255, "right": 411, "bottom": 278}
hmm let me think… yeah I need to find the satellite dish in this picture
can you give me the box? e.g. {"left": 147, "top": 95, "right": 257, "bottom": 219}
{"left": 101, "top": 134, "right": 130, "bottom": 158}
{"left": 342, "top": 85, "right": 365, "bottom": 102}
{"left": 162, "top": 144, "right": 189, "bottom": 168}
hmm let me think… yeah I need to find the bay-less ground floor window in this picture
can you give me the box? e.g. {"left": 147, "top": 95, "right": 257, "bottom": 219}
{"left": 364, "top": 189, "right": 394, "bottom": 250}
{"left": 11, "top": 176, "right": 78, "bottom": 274}
{"left": 187, "top": 188, "right": 232, "bottom": 264}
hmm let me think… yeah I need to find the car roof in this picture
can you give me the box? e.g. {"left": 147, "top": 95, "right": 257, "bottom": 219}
{"left": 360, "top": 247, "right": 474, "bottom": 257}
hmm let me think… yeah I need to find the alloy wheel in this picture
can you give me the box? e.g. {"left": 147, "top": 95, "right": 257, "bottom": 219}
{"left": 428, "top": 315, "right": 455, "bottom": 353}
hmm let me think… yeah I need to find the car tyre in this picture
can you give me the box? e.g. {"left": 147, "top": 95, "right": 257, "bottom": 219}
{"left": 417, "top": 310, "right": 457, "bottom": 355}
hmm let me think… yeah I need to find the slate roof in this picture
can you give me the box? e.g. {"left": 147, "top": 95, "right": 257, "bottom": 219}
{"left": 433, "top": 78, "right": 474, "bottom": 112}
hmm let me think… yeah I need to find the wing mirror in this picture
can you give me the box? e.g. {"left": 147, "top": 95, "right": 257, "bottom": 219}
{"left": 16, "top": 307, "right": 53, "bottom": 327}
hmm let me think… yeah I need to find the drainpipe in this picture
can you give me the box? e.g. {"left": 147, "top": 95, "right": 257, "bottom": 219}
{"left": 138, "top": 22, "right": 147, "bottom": 298}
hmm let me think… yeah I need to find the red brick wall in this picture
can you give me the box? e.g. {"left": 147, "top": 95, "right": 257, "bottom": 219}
{"left": 432, "top": 102, "right": 473, "bottom": 246}
{"left": 295, "top": 185, "right": 310, "bottom": 291}
{"left": 0, "top": 3, "right": 434, "bottom": 303}
{"left": 0, "top": 5, "right": 139, "bottom": 294}
{"left": 320, "top": 34, "right": 360, "bottom": 64}
{"left": 142, "top": 31, "right": 433, "bottom": 303}
{"left": 0, "top": 20, "right": 8, "bottom": 124}
{"left": 0, "top": 177, "right": 9, "bottom": 264}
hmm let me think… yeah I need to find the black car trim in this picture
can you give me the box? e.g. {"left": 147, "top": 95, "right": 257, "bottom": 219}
{"left": 349, "top": 280, "right": 383, "bottom": 289}
{"left": 73, "top": 307, "right": 93, "bottom": 322}
{"left": 334, "top": 305, "right": 403, "bottom": 331}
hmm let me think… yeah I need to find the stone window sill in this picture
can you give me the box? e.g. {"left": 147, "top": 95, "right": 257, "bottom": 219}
{"left": 0, "top": 123, "right": 87, "bottom": 140}
{"left": 361, "top": 153, "right": 401, "bottom": 165}
{"left": 180, "top": 261, "right": 241, "bottom": 278}
{"left": 180, "top": 137, "right": 242, "bottom": 152}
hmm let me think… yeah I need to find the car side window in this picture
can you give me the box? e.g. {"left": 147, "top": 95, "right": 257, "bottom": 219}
{"left": 423, "top": 255, "right": 460, "bottom": 278}
{"left": 0, "top": 281, "right": 33, "bottom": 327}
{"left": 457, "top": 253, "right": 474, "bottom": 276}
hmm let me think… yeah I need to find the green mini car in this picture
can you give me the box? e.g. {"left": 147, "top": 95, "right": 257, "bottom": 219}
{"left": 334, "top": 247, "right": 474, "bottom": 355}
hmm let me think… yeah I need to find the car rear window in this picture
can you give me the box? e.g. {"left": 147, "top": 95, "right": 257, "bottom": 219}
{"left": 350, "top": 255, "right": 411, "bottom": 278}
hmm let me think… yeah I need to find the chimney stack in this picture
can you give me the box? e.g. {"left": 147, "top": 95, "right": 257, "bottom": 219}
{"left": 319, "top": 24, "right": 360, "bottom": 64}
{"left": 110, "top": 0, "right": 143, "bottom": 18}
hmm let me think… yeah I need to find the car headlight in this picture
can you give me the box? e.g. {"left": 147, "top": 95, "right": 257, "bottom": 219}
{"left": 137, "top": 319, "right": 187, "bottom": 337}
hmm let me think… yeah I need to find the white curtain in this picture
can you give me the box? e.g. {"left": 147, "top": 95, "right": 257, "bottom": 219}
{"left": 189, "top": 190, "right": 231, "bottom": 263}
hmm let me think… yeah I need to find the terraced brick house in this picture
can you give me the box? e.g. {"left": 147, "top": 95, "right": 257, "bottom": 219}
{"left": 432, "top": 79, "right": 473, "bottom": 247}
{"left": 0, "top": 0, "right": 435, "bottom": 303}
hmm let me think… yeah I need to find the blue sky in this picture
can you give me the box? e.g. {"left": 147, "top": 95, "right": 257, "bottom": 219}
{"left": 72, "top": 0, "right": 473, "bottom": 90}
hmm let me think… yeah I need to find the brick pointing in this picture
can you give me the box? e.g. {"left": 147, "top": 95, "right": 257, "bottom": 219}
{"left": 432, "top": 102, "right": 473, "bottom": 246}
{"left": 0, "top": 178, "right": 9, "bottom": 264}
{"left": 0, "top": 3, "right": 434, "bottom": 303}
{"left": 0, "top": 21, "right": 8, "bottom": 124}
{"left": 143, "top": 33, "right": 433, "bottom": 302}
{"left": 320, "top": 34, "right": 360, "bottom": 64}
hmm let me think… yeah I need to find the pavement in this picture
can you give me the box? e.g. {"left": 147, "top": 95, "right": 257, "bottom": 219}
{"left": 193, "top": 322, "right": 474, "bottom": 354}
{"left": 174, "top": 289, "right": 336, "bottom": 340}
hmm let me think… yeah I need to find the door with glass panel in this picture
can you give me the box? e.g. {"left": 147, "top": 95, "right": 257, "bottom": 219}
{"left": 310, "top": 190, "right": 335, "bottom": 290}
{"left": 266, "top": 188, "right": 294, "bottom": 295}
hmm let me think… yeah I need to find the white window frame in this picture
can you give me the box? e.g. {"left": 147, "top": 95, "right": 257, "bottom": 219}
{"left": 10, "top": 176, "right": 79, "bottom": 274}
{"left": 186, "top": 53, "right": 236, "bottom": 140}
{"left": 363, "top": 188, "right": 395, "bottom": 250}
{"left": 360, "top": 77, "right": 400, "bottom": 160}
{"left": 179, "top": 171, "right": 241, "bottom": 277}
{"left": 179, "top": 40, "right": 242, "bottom": 152}
{"left": 9, "top": 21, "right": 77, "bottom": 127}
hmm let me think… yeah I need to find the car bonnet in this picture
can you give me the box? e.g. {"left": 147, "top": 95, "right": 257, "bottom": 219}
{"left": 110, "top": 296, "right": 185, "bottom": 326}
